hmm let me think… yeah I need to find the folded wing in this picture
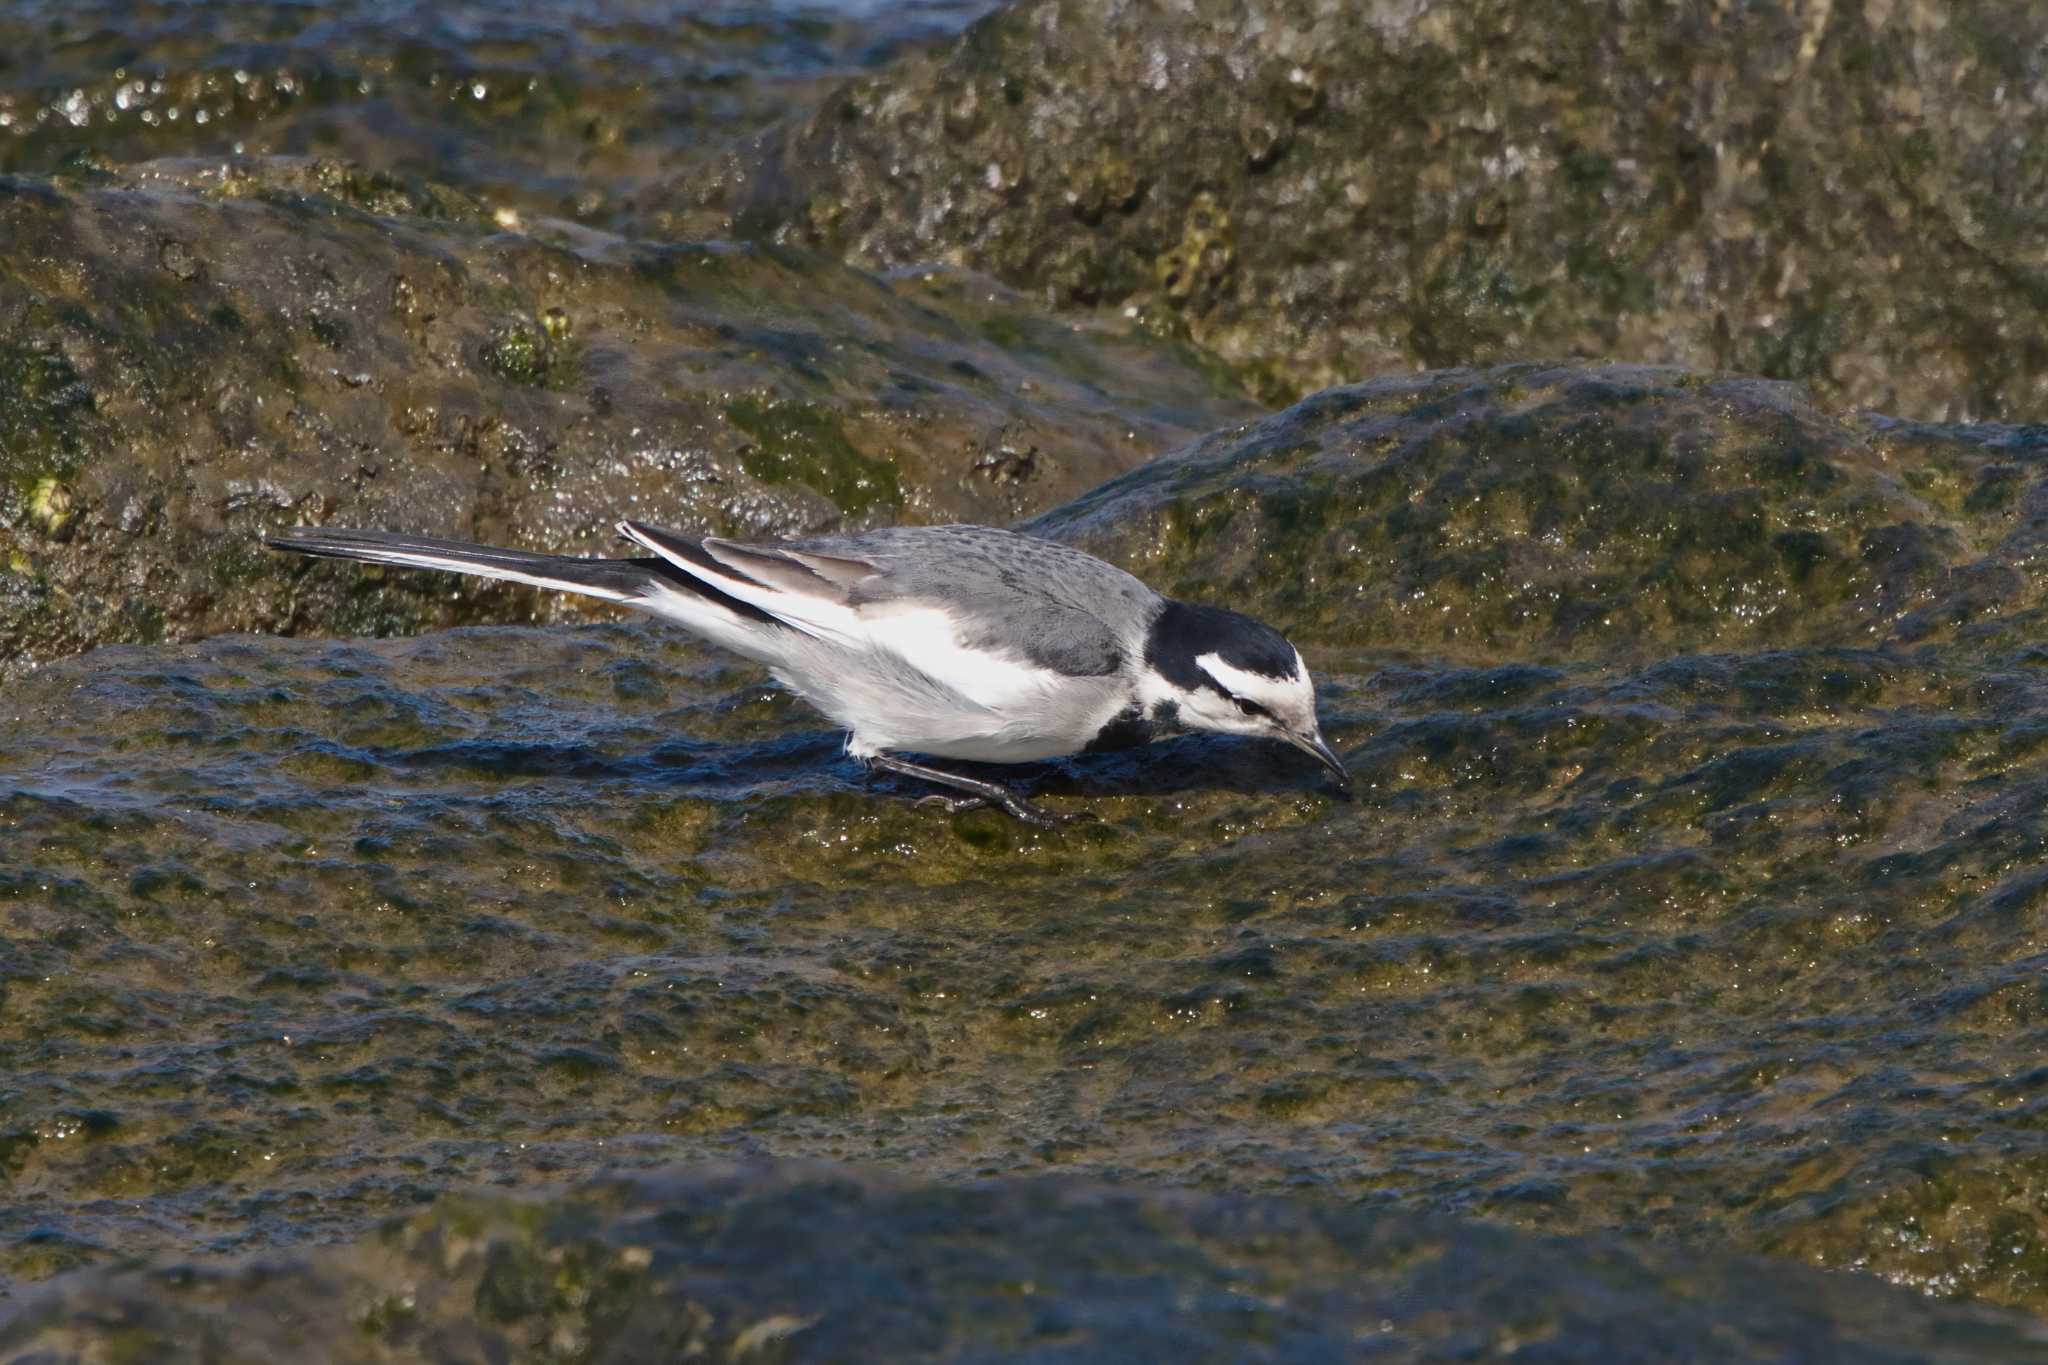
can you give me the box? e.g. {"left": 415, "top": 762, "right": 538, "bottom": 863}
{"left": 619, "top": 520, "right": 1130, "bottom": 683}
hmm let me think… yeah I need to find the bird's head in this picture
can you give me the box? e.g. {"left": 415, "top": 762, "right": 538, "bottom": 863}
{"left": 1139, "top": 600, "right": 1347, "bottom": 787}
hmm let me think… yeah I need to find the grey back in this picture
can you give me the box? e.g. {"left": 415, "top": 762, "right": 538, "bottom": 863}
{"left": 788, "top": 525, "right": 1159, "bottom": 677}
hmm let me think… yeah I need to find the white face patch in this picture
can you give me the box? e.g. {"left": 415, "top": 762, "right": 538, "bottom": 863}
{"left": 1196, "top": 650, "right": 1302, "bottom": 707}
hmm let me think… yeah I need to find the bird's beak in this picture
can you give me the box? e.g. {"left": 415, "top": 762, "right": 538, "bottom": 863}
{"left": 1285, "top": 728, "right": 1349, "bottom": 788}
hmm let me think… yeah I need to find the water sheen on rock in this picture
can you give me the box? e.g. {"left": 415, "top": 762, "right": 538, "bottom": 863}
{"left": 0, "top": 0, "right": 1003, "bottom": 228}
{"left": 3, "top": 0, "right": 2048, "bottom": 1350}
{"left": 9, "top": 555, "right": 2048, "bottom": 1314}
{"left": 6, "top": 1163, "right": 2048, "bottom": 1362}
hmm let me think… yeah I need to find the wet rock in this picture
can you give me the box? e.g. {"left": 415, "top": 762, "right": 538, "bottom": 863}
{"left": 0, "top": 0, "right": 1002, "bottom": 229}
{"left": 5, "top": 0, "right": 2048, "bottom": 1340}
{"left": 0, "top": 158, "right": 1256, "bottom": 673}
{"left": 7, "top": 1162, "right": 2048, "bottom": 1363}
{"left": 11, "top": 622, "right": 2048, "bottom": 1313}
{"left": 1034, "top": 363, "right": 2048, "bottom": 662}
{"left": 707, "top": 0, "right": 2048, "bottom": 418}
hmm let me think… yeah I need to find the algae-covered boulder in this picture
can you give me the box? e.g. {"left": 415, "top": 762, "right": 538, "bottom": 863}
{"left": 12, "top": 619, "right": 2048, "bottom": 1311}
{"left": 7, "top": 1162, "right": 2048, "bottom": 1363}
{"left": 1033, "top": 363, "right": 2048, "bottom": 662}
{"left": 0, "top": 0, "right": 996, "bottom": 227}
{"left": 0, "top": 157, "right": 1253, "bottom": 672}
{"left": 12, "top": 0, "right": 2048, "bottom": 1342}
{"left": 707, "top": 0, "right": 2048, "bottom": 418}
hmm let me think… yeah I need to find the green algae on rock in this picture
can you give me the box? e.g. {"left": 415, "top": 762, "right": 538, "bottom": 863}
{"left": 1033, "top": 363, "right": 2048, "bottom": 663}
{"left": 0, "top": 0, "right": 1001, "bottom": 231}
{"left": 11, "top": 620, "right": 2048, "bottom": 1313}
{"left": 0, "top": 157, "right": 1256, "bottom": 674}
{"left": 7, "top": 1162, "right": 2048, "bottom": 1363}
{"left": 5, "top": 0, "right": 2048, "bottom": 1342}
{"left": 702, "top": 0, "right": 2048, "bottom": 419}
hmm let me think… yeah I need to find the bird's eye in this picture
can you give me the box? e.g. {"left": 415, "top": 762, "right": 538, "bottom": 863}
{"left": 1233, "top": 697, "right": 1271, "bottom": 719}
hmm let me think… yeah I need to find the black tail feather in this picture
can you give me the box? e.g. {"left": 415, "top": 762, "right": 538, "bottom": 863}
{"left": 264, "top": 527, "right": 661, "bottom": 600}
{"left": 264, "top": 526, "right": 787, "bottom": 628}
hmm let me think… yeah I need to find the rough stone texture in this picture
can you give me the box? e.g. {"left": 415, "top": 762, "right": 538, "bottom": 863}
{"left": 0, "top": 157, "right": 1254, "bottom": 673}
{"left": 9, "top": 0, "right": 2048, "bottom": 1347}
{"left": 693, "top": 0, "right": 2048, "bottom": 419}
{"left": 7, "top": 1163, "right": 2048, "bottom": 1363}
{"left": 11, "top": 597, "right": 2048, "bottom": 1312}
{"left": 1034, "top": 363, "right": 2048, "bottom": 662}
{"left": 0, "top": 0, "right": 1000, "bottom": 228}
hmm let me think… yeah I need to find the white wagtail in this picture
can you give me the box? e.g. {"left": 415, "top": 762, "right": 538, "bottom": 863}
{"left": 264, "top": 522, "right": 1347, "bottom": 824}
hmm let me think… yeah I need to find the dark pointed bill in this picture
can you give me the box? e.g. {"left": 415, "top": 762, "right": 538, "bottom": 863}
{"left": 1286, "top": 730, "right": 1349, "bottom": 787}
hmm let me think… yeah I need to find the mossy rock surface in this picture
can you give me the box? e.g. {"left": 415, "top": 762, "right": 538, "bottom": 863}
{"left": 1034, "top": 363, "right": 2048, "bottom": 662}
{"left": 698, "top": 0, "right": 2048, "bottom": 419}
{"left": 9, "top": 602, "right": 2048, "bottom": 1314}
{"left": 0, "top": 159, "right": 1255, "bottom": 673}
{"left": 7, "top": 1162, "right": 2048, "bottom": 1363}
{"left": 0, "top": 0, "right": 999, "bottom": 230}
{"left": 7, "top": 0, "right": 2048, "bottom": 1348}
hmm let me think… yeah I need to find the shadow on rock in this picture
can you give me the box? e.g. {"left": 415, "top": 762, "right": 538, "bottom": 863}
{"left": 7, "top": 1161, "right": 2048, "bottom": 1364}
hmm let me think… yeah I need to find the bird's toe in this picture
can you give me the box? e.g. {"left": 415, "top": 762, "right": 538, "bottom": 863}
{"left": 996, "top": 795, "right": 1095, "bottom": 827}
{"left": 915, "top": 793, "right": 989, "bottom": 814}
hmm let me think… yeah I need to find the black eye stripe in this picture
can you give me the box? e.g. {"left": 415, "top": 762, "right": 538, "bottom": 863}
{"left": 1199, "top": 671, "right": 1273, "bottom": 720}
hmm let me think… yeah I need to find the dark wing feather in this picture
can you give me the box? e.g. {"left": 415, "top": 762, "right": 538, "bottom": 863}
{"left": 699, "top": 538, "right": 878, "bottom": 602}
{"left": 629, "top": 522, "right": 1144, "bottom": 677}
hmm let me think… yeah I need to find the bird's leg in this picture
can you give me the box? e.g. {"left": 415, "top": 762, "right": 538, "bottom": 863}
{"left": 862, "top": 754, "right": 1091, "bottom": 827}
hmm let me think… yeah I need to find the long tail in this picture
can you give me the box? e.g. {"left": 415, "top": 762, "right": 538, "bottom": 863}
{"left": 263, "top": 527, "right": 790, "bottom": 655}
{"left": 264, "top": 527, "right": 663, "bottom": 601}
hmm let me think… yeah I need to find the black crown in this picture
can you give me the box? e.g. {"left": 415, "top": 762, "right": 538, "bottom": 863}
{"left": 1143, "top": 600, "right": 1298, "bottom": 691}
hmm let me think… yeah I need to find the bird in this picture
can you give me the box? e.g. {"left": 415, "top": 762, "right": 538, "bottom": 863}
{"left": 262, "top": 521, "right": 1348, "bottom": 825}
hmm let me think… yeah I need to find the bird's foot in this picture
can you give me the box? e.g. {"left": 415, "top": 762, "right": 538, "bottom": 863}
{"left": 914, "top": 793, "right": 988, "bottom": 815}
{"left": 865, "top": 754, "right": 1094, "bottom": 828}
{"left": 916, "top": 790, "right": 1095, "bottom": 825}
{"left": 988, "top": 793, "right": 1097, "bottom": 827}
